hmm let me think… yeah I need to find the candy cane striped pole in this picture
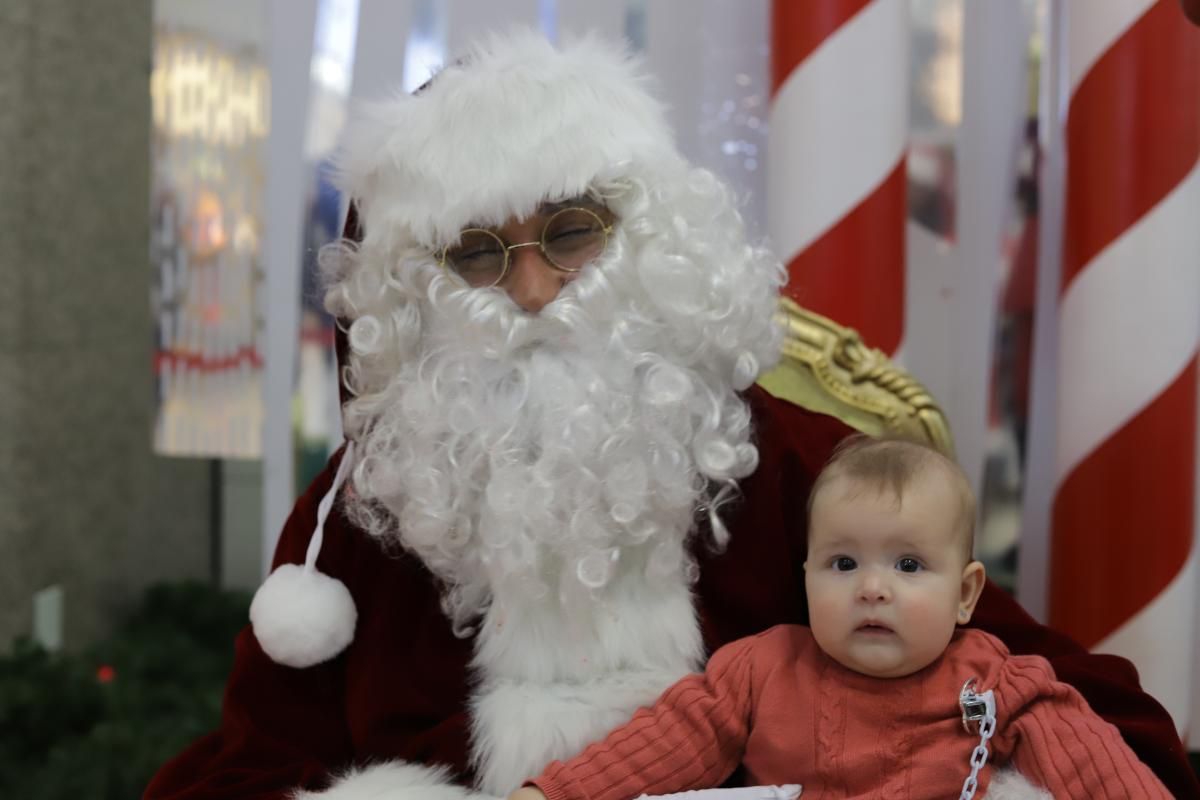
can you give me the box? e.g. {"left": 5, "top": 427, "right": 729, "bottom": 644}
{"left": 1049, "top": 0, "right": 1200, "bottom": 732}
{"left": 768, "top": 0, "right": 908, "bottom": 356}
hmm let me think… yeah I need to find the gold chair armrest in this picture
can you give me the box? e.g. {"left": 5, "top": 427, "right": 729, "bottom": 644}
{"left": 757, "top": 298, "right": 954, "bottom": 455}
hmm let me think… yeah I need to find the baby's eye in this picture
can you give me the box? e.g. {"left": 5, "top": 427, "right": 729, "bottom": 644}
{"left": 832, "top": 556, "right": 857, "bottom": 572}
{"left": 896, "top": 557, "right": 923, "bottom": 573}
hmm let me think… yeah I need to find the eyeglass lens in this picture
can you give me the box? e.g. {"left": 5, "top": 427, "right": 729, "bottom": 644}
{"left": 442, "top": 208, "right": 608, "bottom": 288}
{"left": 446, "top": 230, "right": 508, "bottom": 287}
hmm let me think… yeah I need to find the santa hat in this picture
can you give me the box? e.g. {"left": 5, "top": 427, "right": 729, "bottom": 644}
{"left": 334, "top": 28, "right": 683, "bottom": 249}
{"left": 249, "top": 30, "right": 685, "bottom": 668}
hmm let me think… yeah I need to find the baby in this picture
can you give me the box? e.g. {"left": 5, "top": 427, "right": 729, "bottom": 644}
{"left": 508, "top": 436, "right": 1171, "bottom": 799}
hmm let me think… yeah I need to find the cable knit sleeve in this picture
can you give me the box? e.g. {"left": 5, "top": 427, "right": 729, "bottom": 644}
{"left": 532, "top": 635, "right": 762, "bottom": 800}
{"left": 993, "top": 654, "right": 1174, "bottom": 799}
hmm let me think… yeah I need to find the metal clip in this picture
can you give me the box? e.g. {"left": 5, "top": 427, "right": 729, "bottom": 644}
{"left": 959, "top": 677, "right": 988, "bottom": 734}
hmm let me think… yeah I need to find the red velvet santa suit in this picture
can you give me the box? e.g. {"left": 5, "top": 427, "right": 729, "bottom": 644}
{"left": 145, "top": 386, "right": 1198, "bottom": 799}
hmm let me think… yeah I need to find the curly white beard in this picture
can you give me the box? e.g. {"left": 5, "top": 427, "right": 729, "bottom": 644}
{"left": 332, "top": 173, "right": 783, "bottom": 637}
{"left": 344, "top": 260, "right": 755, "bottom": 634}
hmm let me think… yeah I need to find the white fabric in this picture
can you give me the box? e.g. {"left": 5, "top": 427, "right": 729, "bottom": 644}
{"left": 249, "top": 563, "right": 357, "bottom": 668}
{"left": 469, "top": 569, "right": 702, "bottom": 795}
{"left": 984, "top": 769, "right": 1053, "bottom": 800}
{"left": 637, "top": 786, "right": 800, "bottom": 800}
{"left": 305, "top": 441, "right": 357, "bottom": 570}
{"left": 292, "top": 762, "right": 498, "bottom": 800}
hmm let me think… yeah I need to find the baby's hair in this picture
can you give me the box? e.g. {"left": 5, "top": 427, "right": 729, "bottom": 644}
{"left": 808, "top": 434, "right": 977, "bottom": 562}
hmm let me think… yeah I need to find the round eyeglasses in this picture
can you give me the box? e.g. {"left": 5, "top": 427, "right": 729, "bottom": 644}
{"left": 439, "top": 206, "right": 614, "bottom": 289}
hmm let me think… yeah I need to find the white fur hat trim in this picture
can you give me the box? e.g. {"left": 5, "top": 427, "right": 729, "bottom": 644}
{"left": 250, "top": 442, "right": 358, "bottom": 668}
{"left": 334, "top": 29, "right": 683, "bottom": 249}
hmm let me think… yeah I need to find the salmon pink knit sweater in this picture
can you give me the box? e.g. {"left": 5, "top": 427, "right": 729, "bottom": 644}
{"left": 532, "top": 626, "right": 1170, "bottom": 800}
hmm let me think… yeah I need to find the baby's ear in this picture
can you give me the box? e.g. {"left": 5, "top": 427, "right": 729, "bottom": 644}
{"left": 957, "top": 560, "right": 986, "bottom": 625}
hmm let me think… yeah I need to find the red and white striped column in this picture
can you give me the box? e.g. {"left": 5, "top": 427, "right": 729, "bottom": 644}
{"left": 768, "top": 0, "right": 908, "bottom": 356}
{"left": 1049, "top": 0, "right": 1200, "bottom": 733}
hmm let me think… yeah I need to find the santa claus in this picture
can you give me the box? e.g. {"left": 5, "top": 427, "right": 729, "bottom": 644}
{"left": 147, "top": 31, "right": 1199, "bottom": 800}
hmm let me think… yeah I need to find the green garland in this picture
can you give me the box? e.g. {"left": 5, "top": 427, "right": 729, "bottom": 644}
{"left": 0, "top": 582, "right": 250, "bottom": 799}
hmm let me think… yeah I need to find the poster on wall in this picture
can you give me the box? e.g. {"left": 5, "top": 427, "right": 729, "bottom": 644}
{"left": 149, "top": 31, "right": 269, "bottom": 458}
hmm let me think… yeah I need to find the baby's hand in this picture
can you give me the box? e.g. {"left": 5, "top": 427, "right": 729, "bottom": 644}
{"left": 508, "top": 787, "right": 548, "bottom": 800}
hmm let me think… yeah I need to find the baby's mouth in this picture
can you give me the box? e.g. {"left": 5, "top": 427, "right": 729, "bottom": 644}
{"left": 855, "top": 622, "right": 895, "bottom": 635}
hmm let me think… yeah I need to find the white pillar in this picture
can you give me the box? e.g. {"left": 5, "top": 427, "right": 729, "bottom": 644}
{"left": 556, "top": 0, "right": 626, "bottom": 41}
{"left": 1016, "top": 0, "right": 1067, "bottom": 622}
{"left": 951, "top": 1, "right": 1032, "bottom": 504}
{"left": 262, "top": 0, "right": 318, "bottom": 574}
{"left": 351, "top": 0, "right": 414, "bottom": 100}
{"left": 446, "top": 0, "right": 541, "bottom": 55}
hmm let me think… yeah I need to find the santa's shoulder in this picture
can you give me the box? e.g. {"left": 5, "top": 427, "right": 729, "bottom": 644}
{"left": 744, "top": 385, "right": 855, "bottom": 474}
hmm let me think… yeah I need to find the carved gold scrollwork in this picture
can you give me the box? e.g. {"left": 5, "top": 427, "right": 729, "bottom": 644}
{"left": 757, "top": 298, "right": 954, "bottom": 456}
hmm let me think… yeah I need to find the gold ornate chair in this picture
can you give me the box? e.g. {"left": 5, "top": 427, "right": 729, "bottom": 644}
{"left": 757, "top": 298, "right": 954, "bottom": 456}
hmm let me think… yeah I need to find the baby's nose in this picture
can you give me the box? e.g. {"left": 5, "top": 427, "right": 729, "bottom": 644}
{"left": 858, "top": 572, "right": 891, "bottom": 602}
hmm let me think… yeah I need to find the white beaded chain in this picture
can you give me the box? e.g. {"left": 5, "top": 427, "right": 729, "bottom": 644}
{"left": 958, "top": 678, "right": 998, "bottom": 800}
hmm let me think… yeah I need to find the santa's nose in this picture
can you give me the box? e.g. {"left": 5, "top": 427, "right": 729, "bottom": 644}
{"left": 504, "top": 245, "right": 566, "bottom": 313}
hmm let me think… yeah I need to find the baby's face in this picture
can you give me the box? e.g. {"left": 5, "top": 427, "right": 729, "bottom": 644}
{"left": 805, "top": 471, "right": 983, "bottom": 678}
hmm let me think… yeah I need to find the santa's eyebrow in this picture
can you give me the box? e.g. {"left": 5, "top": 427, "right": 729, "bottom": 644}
{"left": 460, "top": 196, "right": 606, "bottom": 231}
{"left": 538, "top": 195, "right": 602, "bottom": 213}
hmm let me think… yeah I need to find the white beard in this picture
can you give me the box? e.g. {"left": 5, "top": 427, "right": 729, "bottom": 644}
{"left": 341, "top": 243, "right": 765, "bottom": 622}
{"left": 342, "top": 276, "right": 752, "bottom": 793}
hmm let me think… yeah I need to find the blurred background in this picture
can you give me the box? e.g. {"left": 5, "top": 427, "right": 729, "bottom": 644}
{"left": 0, "top": 0, "right": 1196, "bottom": 794}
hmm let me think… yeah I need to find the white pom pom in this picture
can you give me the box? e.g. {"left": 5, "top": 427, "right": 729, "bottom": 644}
{"left": 250, "top": 563, "right": 357, "bottom": 668}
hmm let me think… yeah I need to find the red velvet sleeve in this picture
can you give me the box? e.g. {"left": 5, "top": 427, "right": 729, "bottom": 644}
{"left": 144, "top": 449, "right": 360, "bottom": 799}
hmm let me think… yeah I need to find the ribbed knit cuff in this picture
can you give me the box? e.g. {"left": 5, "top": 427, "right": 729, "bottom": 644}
{"left": 529, "top": 767, "right": 581, "bottom": 800}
